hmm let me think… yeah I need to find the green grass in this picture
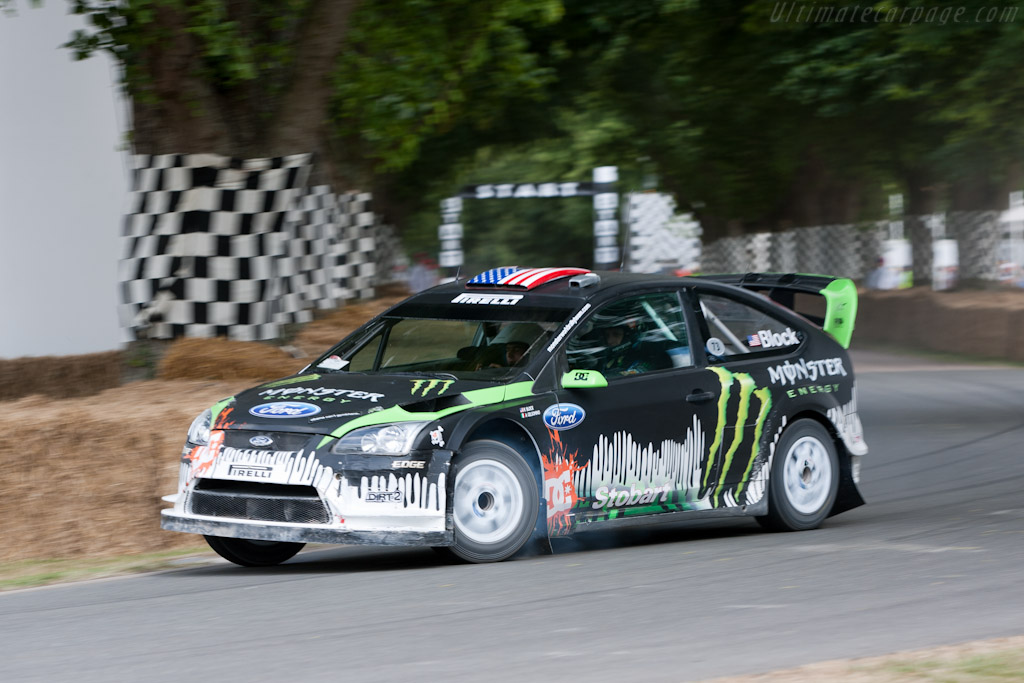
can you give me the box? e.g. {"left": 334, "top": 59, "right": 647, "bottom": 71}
{"left": 0, "top": 547, "right": 213, "bottom": 591}
{"left": 866, "top": 651, "right": 1024, "bottom": 682}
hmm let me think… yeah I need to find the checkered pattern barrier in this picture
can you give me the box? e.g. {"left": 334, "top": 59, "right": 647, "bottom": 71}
{"left": 700, "top": 221, "right": 888, "bottom": 281}
{"left": 701, "top": 211, "right": 1003, "bottom": 284}
{"left": 626, "top": 193, "right": 702, "bottom": 274}
{"left": 119, "top": 153, "right": 398, "bottom": 341}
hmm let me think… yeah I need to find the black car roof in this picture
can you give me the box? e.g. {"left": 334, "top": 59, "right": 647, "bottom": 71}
{"left": 406, "top": 268, "right": 691, "bottom": 310}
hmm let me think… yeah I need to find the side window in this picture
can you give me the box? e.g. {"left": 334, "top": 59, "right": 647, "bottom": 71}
{"left": 697, "top": 293, "right": 803, "bottom": 360}
{"left": 566, "top": 292, "right": 691, "bottom": 378}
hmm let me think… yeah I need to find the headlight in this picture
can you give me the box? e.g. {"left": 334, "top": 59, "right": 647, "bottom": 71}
{"left": 187, "top": 409, "right": 212, "bottom": 446}
{"left": 331, "top": 422, "right": 428, "bottom": 455}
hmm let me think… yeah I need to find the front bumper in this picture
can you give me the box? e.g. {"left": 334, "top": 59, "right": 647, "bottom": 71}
{"left": 166, "top": 437, "right": 455, "bottom": 547}
{"left": 161, "top": 510, "right": 451, "bottom": 546}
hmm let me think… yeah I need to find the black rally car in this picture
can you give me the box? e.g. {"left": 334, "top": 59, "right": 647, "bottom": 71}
{"left": 162, "top": 267, "right": 867, "bottom": 564}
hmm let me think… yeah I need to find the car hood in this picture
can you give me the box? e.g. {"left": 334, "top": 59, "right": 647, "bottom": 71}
{"left": 213, "top": 372, "right": 510, "bottom": 436}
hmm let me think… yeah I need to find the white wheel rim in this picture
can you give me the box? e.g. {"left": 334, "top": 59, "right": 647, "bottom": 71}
{"left": 453, "top": 459, "right": 525, "bottom": 544}
{"left": 782, "top": 436, "right": 832, "bottom": 515}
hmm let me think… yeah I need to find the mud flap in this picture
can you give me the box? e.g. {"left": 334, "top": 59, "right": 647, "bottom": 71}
{"left": 829, "top": 462, "right": 865, "bottom": 517}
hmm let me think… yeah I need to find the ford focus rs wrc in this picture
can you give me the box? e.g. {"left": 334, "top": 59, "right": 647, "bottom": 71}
{"left": 161, "top": 267, "right": 868, "bottom": 564}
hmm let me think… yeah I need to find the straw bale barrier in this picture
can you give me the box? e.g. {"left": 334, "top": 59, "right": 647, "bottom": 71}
{"left": 157, "top": 338, "right": 301, "bottom": 382}
{"left": 0, "top": 380, "right": 248, "bottom": 562}
{"left": 856, "top": 288, "right": 1024, "bottom": 361}
{"left": 0, "top": 351, "right": 122, "bottom": 402}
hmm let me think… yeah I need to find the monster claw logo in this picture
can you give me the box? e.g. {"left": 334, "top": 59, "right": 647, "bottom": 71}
{"left": 410, "top": 379, "right": 455, "bottom": 397}
{"left": 704, "top": 367, "right": 772, "bottom": 506}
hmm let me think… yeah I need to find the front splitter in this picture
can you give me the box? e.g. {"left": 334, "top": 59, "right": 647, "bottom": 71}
{"left": 161, "top": 510, "right": 451, "bottom": 546}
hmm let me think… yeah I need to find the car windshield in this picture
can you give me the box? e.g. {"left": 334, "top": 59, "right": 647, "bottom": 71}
{"left": 313, "top": 306, "right": 570, "bottom": 381}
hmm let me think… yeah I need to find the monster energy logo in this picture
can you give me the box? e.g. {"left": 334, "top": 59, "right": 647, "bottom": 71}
{"left": 703, "top": 367, "right": 772, "bottom": 506}
{"left": 410, "top": 379, "right": 455, "bottom": 397}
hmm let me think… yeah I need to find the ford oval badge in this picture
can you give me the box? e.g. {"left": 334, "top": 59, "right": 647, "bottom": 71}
{"left": 249, "top": 435, "right": 274, "bottom": 447}
{"left": 542, "top": 403, "right": 586, "bottom": 431}
{"left": 249, "top": 402, "right": 321, "bottom": 419}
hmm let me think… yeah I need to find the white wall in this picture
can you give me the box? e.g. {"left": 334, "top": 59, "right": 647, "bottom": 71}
{"left": 0, "top": 3, "right": 127, "bottom": 358}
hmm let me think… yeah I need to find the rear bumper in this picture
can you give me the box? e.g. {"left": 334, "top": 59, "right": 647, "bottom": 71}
{"left": 161, "top": 509, "right": 451, "bottom": 546}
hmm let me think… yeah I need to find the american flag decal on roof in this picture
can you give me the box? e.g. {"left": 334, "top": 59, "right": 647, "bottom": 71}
{"left": 467, "top": 267, "right": 591, "bottom": 289}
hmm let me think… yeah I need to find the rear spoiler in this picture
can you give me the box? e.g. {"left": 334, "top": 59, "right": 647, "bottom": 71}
{"left": 694, "top": 273, "right": 858, "bottom": 349}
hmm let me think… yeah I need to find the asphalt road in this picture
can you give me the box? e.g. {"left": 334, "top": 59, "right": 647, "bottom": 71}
{"left": 2, "top": 349, "right": 1023, "bottom": 682}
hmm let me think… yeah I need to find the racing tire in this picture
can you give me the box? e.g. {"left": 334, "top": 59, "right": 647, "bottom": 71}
{"left": 204, "top": 536, "right": 305, "bottom": 567}
{"left": 445, "top": 440, "right": 539, "bottom": 563}
{"left": 756, "top": 420, "right": 839, "bottom": 532}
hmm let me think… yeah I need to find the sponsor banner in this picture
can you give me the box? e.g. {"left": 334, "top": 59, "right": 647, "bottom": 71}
{"left": 366, "top": 491, "right": 404, "bottom": 503}
{"left": 228, "top": 464, "right": 273, "bottom": 479}
{"left": 543, "top": 403, "right": 586, "bottom": 431}
{"left": 767, "top": 357, "right": 848, "bottom": 386}
{"left": 460, "top": 182, "right": 604, "bottom": 199}
{"left": 410, "top": 379, "right": 454, "bottom": 397}
{"left": 338, "top": 472, "right": 447, "bottom": 514}
{"left": 451, "top": 292, "right": 524, "bottom": 306}
{"left": 593, "top": 483, "right": 671, "bottom": 509}
{"left": 258, "top": 387, "right": 385, "bottom": 402}
{"left": 784, "top": 383, "right": 840, "bottom": 398}
{"left": 308, "top": 411, "right": 361, "bottom": 423}
{"left": 519, "top": 404, "right": 540, "bottom": 419}
{"left": 749, "top": 327, "right": 799, "bottom": 348}
{"left": 546, "top": 303, "right": 592, "bottom": 352}
{"left": 392, "top": 460, "right": 426, "bottom": 469}
{"left": 250, "top": 402, "right": 321, "bottom": 418}
{"left": 207, "top": 447, "right": 333, "bottom": 488}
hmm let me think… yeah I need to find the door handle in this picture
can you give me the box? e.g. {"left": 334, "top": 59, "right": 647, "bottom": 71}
{"left": 686, "top": 390, "right": 716, "bottom": 404}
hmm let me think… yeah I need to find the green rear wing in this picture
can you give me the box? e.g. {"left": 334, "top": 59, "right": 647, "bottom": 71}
{"left": 694, "top": 273, "right": 858, "bottom": 349}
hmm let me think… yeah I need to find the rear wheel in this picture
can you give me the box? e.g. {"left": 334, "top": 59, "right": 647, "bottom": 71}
{"left": 757, "top": 420, "right": 839, "bottom": 531}
{"left": 446, "top": 440, "right": 538, "bottom": 563}
{"left": 204, "top": 536, "right": 305, "bottom": 567}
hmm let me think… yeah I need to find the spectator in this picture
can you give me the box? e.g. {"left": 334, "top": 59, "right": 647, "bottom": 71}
{"left": 408, "top": 252, "right": 439, "bottom": 293}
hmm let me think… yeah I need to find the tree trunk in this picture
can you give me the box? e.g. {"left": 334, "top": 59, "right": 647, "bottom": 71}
{"left": 129, "top": 0, "right": 360, "bottom": 190}
{"left": 265, "top": 0, "right": 359, "bottom": 188}
{"left": 129, "top": 4, "right": 236, "bottom": 155}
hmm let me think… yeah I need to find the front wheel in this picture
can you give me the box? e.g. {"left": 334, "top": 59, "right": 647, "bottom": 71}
{"left": 757, "top": 420, "right": 839, "bottom": 531}
{"left": 204, "top": 536, "right": 305, "bottom": 567}
{"left": 446, "top": 440, "right": 539, "bottom": 563}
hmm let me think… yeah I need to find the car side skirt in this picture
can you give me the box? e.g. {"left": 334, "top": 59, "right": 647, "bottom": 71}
{"left": 571, "top": 496, "right": 768, "bottom": 533}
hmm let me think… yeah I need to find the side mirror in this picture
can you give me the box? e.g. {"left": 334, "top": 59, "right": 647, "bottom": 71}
{"left": 561, "top": 369, "right": 608, "bottom": 389}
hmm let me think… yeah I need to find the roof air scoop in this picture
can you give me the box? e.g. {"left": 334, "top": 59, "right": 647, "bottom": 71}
{"left": 568, "top": 273, "right": 601, "bottom": 288}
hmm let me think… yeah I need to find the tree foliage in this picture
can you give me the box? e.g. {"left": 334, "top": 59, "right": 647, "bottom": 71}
{"left": 6, "top": 0, "right": 1024, "bottom": 250}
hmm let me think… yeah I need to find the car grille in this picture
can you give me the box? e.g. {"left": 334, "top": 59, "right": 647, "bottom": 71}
{"left": 221, "top": 430, "right": 311, "bottom": 451}
{"left": 188, "top": 480, "right": 330, "bottom": 524}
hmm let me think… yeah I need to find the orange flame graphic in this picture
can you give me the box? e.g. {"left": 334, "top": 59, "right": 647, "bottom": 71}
{"left": 187, "top": 429, "right": 225, "bottom": 481}
{"left": 541, "top": 429, "right": 585, "bottom": 535}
